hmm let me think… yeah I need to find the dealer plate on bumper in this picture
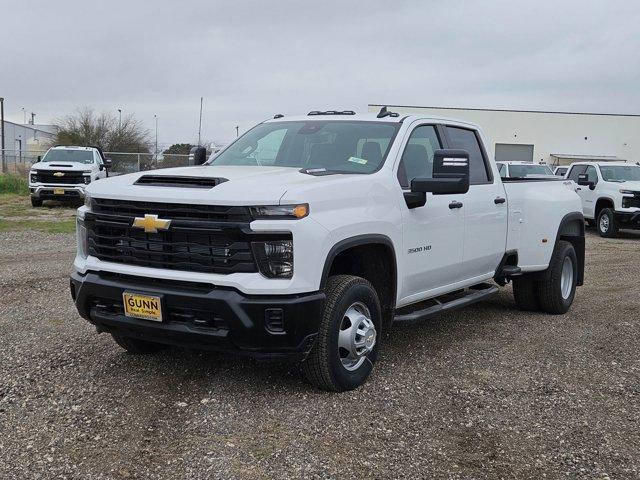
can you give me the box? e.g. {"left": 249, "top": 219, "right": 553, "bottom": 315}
{"left": 122, "top": 292, "right": 163, "bottom": 322}
{"left": 53, "top": 188, "right": 65, "bottom": 195}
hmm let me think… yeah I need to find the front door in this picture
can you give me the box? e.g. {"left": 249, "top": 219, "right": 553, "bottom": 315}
{"left": 397, "top": 124, "right": 465, "bottom": 303}
{"left": 443, "top": 126, "right": 508, "bottom": 280}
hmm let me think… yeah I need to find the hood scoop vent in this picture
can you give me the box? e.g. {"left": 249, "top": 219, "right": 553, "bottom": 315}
{"left": 135, "top": 175, "right": 227, "bottom": 189}
{"left": 49, "top": 164, "right": 74, "bottom": 167}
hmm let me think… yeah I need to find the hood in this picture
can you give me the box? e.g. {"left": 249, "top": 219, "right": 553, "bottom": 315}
{"left": 31, "top": 162, "right": 92, "bottom": 171}
{"left": 616, "top": 180, "right": 640, "bottom": 191}
{"left": 86, "top": 165, "right": 349, "bottom": 205}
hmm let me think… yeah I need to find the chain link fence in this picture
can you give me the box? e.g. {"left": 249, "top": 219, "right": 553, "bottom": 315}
{"left": 1, "top": 149, "right": 192, "bottom": 176}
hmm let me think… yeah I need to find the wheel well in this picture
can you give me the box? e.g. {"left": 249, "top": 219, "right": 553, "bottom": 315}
{"left": 595, "top": 198, "right": 614, "bottom": 218}
{"left": 326, "top": 243, "right": 396, "bottom": 326}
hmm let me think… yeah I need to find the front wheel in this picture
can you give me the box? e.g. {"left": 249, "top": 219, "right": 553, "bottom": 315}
{"left": 31, "top": 197, "right": 43, "bottom": 207}
{"left": 302, "top": 275, "right": 381, "bottom": 392}
{"left": 597, "top": 208, "right": 619, "bottom": 238}
{"left": 536, "top": 240, "right": 577, "bottom": 314}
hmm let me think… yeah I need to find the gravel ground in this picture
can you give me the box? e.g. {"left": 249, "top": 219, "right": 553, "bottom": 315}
{"left": 1, "top": 227, "right": 639, "bottom": 479}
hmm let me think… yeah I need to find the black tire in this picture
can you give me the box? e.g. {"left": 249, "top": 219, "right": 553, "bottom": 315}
{"left": 512, "top": 276, "right": 539, "bottom": 311}
{"left": 31, "top": 197, "right": 43, "bottom": 207}
{"left": 597, "top": 208, "right": 619, "bottom": 238}
{"left": 302, "top": 275, "right": 381, "bottom": 392}
{"left": 536, "top": 240, "right": 577, "bottom": 314}
{"left": 111, "top": 333, "right": 168, "bottom": 354}
{"left": 585, "top": 219, "right": 596, "bottom": 228}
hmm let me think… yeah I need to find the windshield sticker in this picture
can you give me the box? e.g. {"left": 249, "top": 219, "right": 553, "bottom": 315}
{"left": 348, "top": 157, "right": 368, "bottom": 165}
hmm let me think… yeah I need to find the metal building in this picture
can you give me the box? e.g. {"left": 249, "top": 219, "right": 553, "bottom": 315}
{"left": 0, "top": 120, "right": 56, "bottom": 165}
{"left": 368, "top": 104, "right": 640, "bottom": 166}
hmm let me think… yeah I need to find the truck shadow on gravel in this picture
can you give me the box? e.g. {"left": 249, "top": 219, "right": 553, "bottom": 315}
{"left": 95, "top": 291, "right": 522, "bottom": 394}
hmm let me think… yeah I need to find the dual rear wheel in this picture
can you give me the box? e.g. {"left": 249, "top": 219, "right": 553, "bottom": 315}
{"left": 513, "top": 240, "right": 577, "bottom": 314}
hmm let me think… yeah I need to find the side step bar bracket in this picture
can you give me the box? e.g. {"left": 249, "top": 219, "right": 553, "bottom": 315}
{"left": 393, "top": 284, "right": 499, "bottom": 324}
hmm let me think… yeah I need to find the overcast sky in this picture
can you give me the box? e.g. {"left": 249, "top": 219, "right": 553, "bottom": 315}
{"left": 1, "top": 0, "right": 639, "bottom": 147}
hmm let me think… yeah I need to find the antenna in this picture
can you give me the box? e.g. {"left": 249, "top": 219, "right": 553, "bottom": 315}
{"left": 198, "top": 97, "right": 203, "bottom": 146}
{"left": 377, "top": 106, "right": 399, "bottom": 118}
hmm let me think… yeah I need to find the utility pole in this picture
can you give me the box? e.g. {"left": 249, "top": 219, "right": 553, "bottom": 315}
{"left": 22, "top": 107, "right": 26, "bottom": 124}
{"left": 118, "top": 109, "right": 122, "bottom": 130}
{"left": 235, "top": 125, "right": 239, "bottom": 138}
{"left": 30, "top": 112, "right": 35, "bottom": 125}
{"left": 0, "top": 98, "right": 5, "bottom": 173}
{"left": 154, "top": 114, "right": 158, "bottom": 167}
{"left": 198, "top": 97, "right": 203, "bottom": 146}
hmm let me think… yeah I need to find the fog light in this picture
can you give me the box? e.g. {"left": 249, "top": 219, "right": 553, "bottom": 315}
{"left": 252, "top": 240, "right": 293, "bottom": 278}
{"left": 265, "top": 308, "right": 285, "bottom": 333}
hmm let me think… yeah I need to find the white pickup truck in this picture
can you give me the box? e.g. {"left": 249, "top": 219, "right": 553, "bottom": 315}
{"left": 70, "top": 110, "right": 585, "bottom": 391}
{"left": 29, "top": 146, "right": 111, "bottom": 207}
{"left": 566, "top": 161, "right": 640, "bottom": 237}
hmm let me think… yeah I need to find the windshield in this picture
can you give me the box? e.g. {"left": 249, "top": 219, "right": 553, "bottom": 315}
{"left": 508, "top": 164, "right": 553, "bottom": 177}
{"left": 209, "top": 121, "right": 399, "bottom": 173}
{"left": 42, "top": 149, "right": 95, "bottom": 164}
{"left": 599, "top": 165, "right": 640, "bottom": 182}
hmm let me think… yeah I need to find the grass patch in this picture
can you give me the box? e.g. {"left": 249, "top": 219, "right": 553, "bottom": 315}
{"left": 0, "top": 174, "right": 29, "bottom": 195}
{"left": 0, "top": 218, "right": 76, "bottom": 234}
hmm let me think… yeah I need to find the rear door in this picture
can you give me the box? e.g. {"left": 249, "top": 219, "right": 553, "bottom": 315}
{"left": 443, "top": 126, "right": 508, "bottom": 280}
{"left": 397, "top": 123, "right": 465, "bottom": 300}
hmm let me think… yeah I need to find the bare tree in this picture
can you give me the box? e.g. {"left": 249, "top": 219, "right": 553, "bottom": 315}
{"left": 54, "top": 107, "right": 151, "bottom": 153}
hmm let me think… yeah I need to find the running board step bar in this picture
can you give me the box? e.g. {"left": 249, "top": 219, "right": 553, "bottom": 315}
{"left": 393, "top": 285, "right": 499, "bottom": 324}
{"left": 499, "top": 265, "right": 522, "bottom": 276}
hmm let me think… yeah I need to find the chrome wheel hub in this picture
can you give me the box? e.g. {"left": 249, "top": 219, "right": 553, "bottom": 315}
{"left": 338, "top": 302, "right": 376, "bottom": 371}
{"left": 599, "top": 214, "right": 609, "bottom": 232}
{"left": 560, "top": 256, "right": 574, "bottom": 300}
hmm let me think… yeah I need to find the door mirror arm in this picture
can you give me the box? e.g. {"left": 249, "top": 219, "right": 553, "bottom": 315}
{"left": 404, "top": 191, "right": 426, "bottom": 209}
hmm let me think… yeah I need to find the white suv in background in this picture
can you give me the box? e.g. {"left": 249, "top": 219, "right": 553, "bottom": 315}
{"left": 566, "top": 161, "right": 640, "bottom": 237}
{"left": 29, "top": 146, "right": 111, "bottom": 207}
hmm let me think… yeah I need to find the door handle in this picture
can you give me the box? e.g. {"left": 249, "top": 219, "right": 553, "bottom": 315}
{"left": 449, "top": 201, "right": 463, "bottom": 209}
{"left": 494, "top": 197, "right": 506, "bottom": 204}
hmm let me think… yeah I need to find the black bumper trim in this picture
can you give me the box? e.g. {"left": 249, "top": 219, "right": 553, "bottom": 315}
{"left": 70, "top": 271, "right": 325, "bottom": 359}
{"left": 614, "top": 211, "right": 640, "bottom": 228}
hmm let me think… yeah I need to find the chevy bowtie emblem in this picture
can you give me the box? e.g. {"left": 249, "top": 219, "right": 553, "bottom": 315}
{"left": 53, "top": 172, "right": 65, "bottom": 177}
{"left": 132, "top": 214, "right": 171, "bottom": 233}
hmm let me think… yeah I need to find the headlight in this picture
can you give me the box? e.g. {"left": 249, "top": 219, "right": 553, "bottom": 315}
{"left": 620, "top": 189, "right": 636, "bottom": 195}
{"left": 76, "top": 217, "right": 88, "bottom": 259}
{"left": 252, "top": 240, "right": 293, "bottom": 278}
{"left": 84, "top": 192, "right": 92, "bottom": 208}
{"left": 30, "top": 172, "right": 38, "bottom": 183}
{"left": 250, "top": 204, "right": 308, "bottom": 220}
{"left": 83, "top": 175, "right": 91, "bottom": 185}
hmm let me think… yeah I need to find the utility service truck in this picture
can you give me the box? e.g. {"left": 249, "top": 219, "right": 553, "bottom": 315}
{"left": 70, "top": 109, "right": 585, "bottom": 391}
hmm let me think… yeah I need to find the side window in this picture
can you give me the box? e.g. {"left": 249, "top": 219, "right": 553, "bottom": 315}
{"left": 498, "top": 163, "right": 507, "bottom": 178}
{"left": 248, "top": 128, "right": 287, "bottom": 166}
{"left": 567, "top": 165, "right": 587, "bottom": 182}
{"left": 585, "top": 165, "right": 598, "bottom": 184}
{"left": 397, "top": 125, "right": 441, "bottom": 189}
{"left": 445, "top": 127, "right": 490, "bottom": 184}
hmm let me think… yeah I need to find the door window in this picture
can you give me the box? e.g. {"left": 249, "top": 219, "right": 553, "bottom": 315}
{"left": 445, "top": 127, "right": 490, "bottom": 184}
{"left": 585, "top": 165, "right": 598, "bottom": 184}
{"left": 567, "top": 165, "right": 587, "bottom": 182}
{"left": 397, "top": 125, "right": 441, "bottom": 189}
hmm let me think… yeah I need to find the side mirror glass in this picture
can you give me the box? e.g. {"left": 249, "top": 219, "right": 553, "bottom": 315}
{"left": 189, "top": 146, "right": 208, "bottom": 165}
{"left": 411, "top": 149, "right": 470, "bottom": 195}
{"left": 36, "top": 155, "right": 41, "bottom": 162}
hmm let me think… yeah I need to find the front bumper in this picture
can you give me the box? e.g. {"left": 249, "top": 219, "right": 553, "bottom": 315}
{"left": 614, "top": 210, "right": 640, "bottom": 229}
{"left": 70, "top": 271, "right": 325, "bottom": 359}
{"left": 30, "top": 185, "right": 86, "bottom": 200}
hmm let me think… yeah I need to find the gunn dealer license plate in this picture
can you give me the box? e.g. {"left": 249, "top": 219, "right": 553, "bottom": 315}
{"left": 53, "top": 188, "right": 65, "bottom": 195}
{"left": 123, "top": 292, "right": 163, "bottom": 322}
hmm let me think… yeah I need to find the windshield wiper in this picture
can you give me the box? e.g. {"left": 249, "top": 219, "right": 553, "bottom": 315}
{"left": 299, "top": 168, "right": 359, "bottom": 176}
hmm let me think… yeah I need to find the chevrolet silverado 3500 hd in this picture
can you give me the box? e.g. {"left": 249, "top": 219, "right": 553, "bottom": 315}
{"left": 29, "top": 146, "right": 111, "bottom": 206}
{"left": 70, "top": 110, "right": 585, "bottom": 391}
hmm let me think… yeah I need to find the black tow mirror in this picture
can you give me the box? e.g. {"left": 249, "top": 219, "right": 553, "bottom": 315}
{"left": 577, "top": 173, "right": 595, "bottom": 190}
{"left": 411, "top": 149, "right": 470, "bottom": 195}
{"left": 189, "top": 146, "right": 208, "bottom": 165}
{"left": 36, "top": 155, "right": 41, "bottom": 162}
